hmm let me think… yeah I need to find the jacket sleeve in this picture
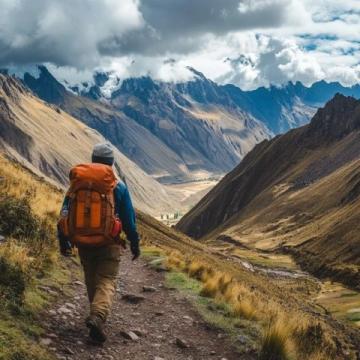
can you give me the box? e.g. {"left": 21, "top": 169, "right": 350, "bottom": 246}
{"left": 58, "top": 196, "right": 69, "bottom": 237}
{"left": 114, "top": 183, "right": 139, "bottom": 245}
{"left": 57, "top": 194, "right": 72, "bottom": 252}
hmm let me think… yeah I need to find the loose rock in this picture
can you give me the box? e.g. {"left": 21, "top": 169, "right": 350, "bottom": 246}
{"left": 155, "top": 265, "right": 169, "bottom": 273}
{"left": 237, "top": 335, "right": 248, "bottom": 344}
{"left": 121, "top": 293, "right": 145, "bottom": 304}
{"left": 119, "top": 330, "right": 140, "bottom": 341}
{"left": 57, "top": 306, "right": 72, "bottom": 315}
{"left": 142, "top": 285, "right": 157, "bottom": 292}
{"left": 40, "top": 338, "right": 52, "bottom": 346}
{"left": 64, "top": 302, "right": 76, "bottom": 310}
{"left": 131, "top": 329, "right": 147, "bottom": 337}
{"left": 183, "top": 315, "right": 193, "bottom": 323}
{"left": 63, "top": 347, "right": 74, "bottom": 355}
{"left": 175, "top": 337, "right": 189, "bottom": 349}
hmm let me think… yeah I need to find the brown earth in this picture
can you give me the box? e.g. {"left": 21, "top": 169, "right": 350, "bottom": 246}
{"left": 2, "top": 153, "right": 359, "bottom": 359}
{"left": 41, "top": 253, "right": 245, "bottom": 360}
{"left": 177, "top": 94, "right": 360, "bottom": 289}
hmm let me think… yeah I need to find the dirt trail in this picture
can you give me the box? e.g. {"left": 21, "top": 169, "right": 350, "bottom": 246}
{"left": 42, "top": 252, "right": 244, "bottom": 360}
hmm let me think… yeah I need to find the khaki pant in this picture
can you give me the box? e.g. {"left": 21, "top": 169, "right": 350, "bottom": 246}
{"left": 78, "top": 244, "right": 121, "bottom": 322}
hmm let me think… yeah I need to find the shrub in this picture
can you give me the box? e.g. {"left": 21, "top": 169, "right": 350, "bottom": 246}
{"left": 295, "top": 322, "right": 323, "bottom": 354}
{"left": 259, "top": 319, "right": 294, "bottom": 360}
{"left": 199, "top": 271, "right": 233, "bottom": 299}
{"left": 200, "top": 275, "right": 220, "bottom": 298}
{"left": 217, "top": 273, "right": 232, "bottom": 294}
{"left": 0, "top": 194, "right": 39, "bottom": 239}
{"left": 188, "top": 260, "right": 208, "bottom": 280}
{"left": 0, "top": 194, "right": 55, "bottom": 259}
{"left": 0, "top": 193, "right": 57, "bottom": 313}
{"left": 231, "top": 298, "right": 258, "bottom": 320}
{"left": 165, "top": 251, "right": 186, "bottom": 271}
{"left": 0, "top": 255, "right": 27, "bottom": 310}
{"left": 294, "top": 322, "right": 336, "bottom": 358}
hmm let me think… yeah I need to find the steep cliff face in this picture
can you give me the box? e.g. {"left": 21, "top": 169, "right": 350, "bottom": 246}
{"left": 177, "top": 95, "right": 360, "bottom": 285}
{"left": 0, "top": 74, "right": 180, "bottom": 215}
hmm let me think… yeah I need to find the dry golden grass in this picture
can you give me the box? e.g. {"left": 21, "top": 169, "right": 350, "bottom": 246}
{"left": 164, "top": 251, "right": 187, "bottom": 271}
{"left": 0, "top": 239, "right": 32, "bottom": 272}
{"left": 129, "top": 188, "right": 359, "bottom": 359}
{"left": 0, "top": 153, "right": 69, "bottom": 359}
{"left": 160, "top": 250, "right": 345, "bottom": 360}
{"left": 0, "top": 153, "right": 353, "bottom": 359}
{"left": 0, "top": 154, "right": 63, "bottom": 220}
{"left": 0, "top": 154, "right": 64, "bottom": 272}
{"left": 231, "top": 298, "right": 258, "bottom": 320}
{"left": 197, "top": 267, "right": 260, "bottom": 320}
{"left": 200, "top": 274, "right": 221, "bottom": 298}
{"left": 307, "top": 352, "right": 331, "bottom": 360}
{"left": 259, "top": 317, "right": 295, "bottom": 360}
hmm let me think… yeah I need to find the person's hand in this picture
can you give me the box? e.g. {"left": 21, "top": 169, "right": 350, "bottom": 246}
{"left": 114, "top": 234, "right": 127, "bottom": 249}
{"left": 130, "top": 241, "right": 140, "bottom": 261}
{"left": 58, "top": 232, "right": 73, "bottom": 257}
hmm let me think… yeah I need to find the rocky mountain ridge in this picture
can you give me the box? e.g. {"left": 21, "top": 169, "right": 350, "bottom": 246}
{"left": 77, "top": 67, "right": 360, "bottom": 134}
{"left": 177, "top": 94, "right": 360, "bottom": 288}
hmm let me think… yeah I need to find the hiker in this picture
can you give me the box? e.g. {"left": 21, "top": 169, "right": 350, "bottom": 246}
{"left": 57, "top": 143, "right": 140, "bottom": 344}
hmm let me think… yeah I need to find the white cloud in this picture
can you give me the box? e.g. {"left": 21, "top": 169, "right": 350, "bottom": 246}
{"left": 325, "top": 65, "right": 360, "bottom": 86}
{"left": 1, "top": 0, "right": 359, "bottom": 89}
{"left": 208, "top": 35, "right": 325, "bottom": 89}
{"left": 0, "top": 0, "right": 143, "bottom": 67}
{"left": 107, "top": 56, "right": 195, "bottom": 83}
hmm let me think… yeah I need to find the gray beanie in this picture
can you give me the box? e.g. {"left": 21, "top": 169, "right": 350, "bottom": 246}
{"left": 92, "top": 143, "right": 114, "bottom": 165}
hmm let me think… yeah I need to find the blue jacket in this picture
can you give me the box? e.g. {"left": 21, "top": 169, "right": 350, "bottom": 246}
{"left": 61, "top": 181, "right": 139, "bottom": 246}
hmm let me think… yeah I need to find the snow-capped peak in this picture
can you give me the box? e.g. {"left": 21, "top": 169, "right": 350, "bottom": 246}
{"left": 99, "top": 72, "right": 121, "bottom": 98}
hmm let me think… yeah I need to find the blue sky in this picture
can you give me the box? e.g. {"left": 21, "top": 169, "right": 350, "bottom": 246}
{"left": 0, "top": 0, "right": 359, "bottom": 90}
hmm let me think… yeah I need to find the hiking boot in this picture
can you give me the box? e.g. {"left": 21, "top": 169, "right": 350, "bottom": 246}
{"left": 86, "top": 315, "right": 107, "bottom": 344}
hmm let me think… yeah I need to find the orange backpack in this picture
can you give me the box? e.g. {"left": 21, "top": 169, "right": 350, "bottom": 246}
{"left": 60, "top": 163, "right": 121, "bottom": 247}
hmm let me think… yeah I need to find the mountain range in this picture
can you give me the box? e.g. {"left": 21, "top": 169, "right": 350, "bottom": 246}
{"left": 3, "top": 65, "right": 360, "bottom": 184}
{"left": 224, "top": 80, "right": 360, "bottom": 133}
{"left": 70, "top": 67, "right": 360, "bottom": 134}
{"left": 177, "top": 94, "right": 360, "bottom": 289}
{"left": 0, "top": 74, "right": 180, "bottom": 215}
{"left": 17, "top": 66, "right": 271, "bottom": 183}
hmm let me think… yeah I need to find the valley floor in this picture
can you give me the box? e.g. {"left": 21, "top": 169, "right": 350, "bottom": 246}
{"left": 210, "top": 240, "right": 360, "bottom": 330}
{"left": 157, "top": 178, "right": 220, "bottom": 225}
{"left": 41, "top": 252, "right": 244, "bottom": 360}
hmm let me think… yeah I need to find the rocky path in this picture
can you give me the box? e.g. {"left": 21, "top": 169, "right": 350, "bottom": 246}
{"left": 42, "top": 252, "right": 244, "bottom": 360}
